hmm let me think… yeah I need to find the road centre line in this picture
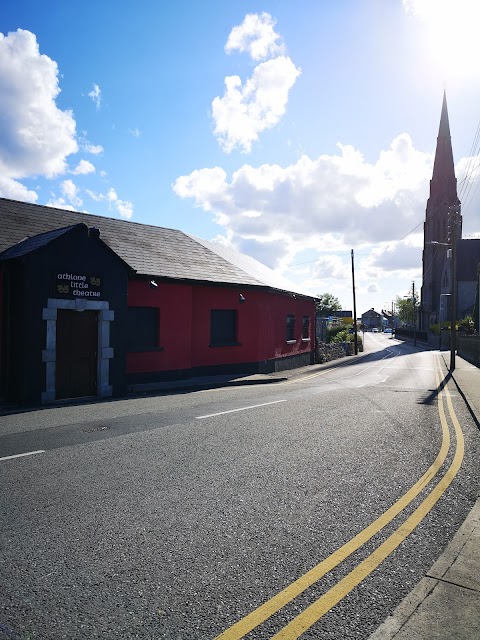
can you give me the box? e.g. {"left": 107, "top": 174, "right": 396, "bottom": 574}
{"left": 214, "top": 354, "right": 455, "bottom": 640}
{"left": 0, "top": 450, "right": 45, "bottom": 462}
{"left": 195, "top": 400, "right": 286, "bottom": 419}
{"left": 271, "top": 356, "right": 464, "bottom": 638}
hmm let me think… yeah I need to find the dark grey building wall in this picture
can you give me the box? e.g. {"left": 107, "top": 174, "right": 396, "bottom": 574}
{"left": 2, "top": 226, "right": 129, "bottom": 405}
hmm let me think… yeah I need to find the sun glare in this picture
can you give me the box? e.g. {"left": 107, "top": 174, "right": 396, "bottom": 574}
{"left": 405, "top": 0, "right": 480, "bottom": 79}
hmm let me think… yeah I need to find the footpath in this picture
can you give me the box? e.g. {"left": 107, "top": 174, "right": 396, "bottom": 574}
{"left": 368, "top": 351, "right": 480, "bottom": 639}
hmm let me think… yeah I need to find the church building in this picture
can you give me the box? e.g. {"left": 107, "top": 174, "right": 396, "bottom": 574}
{"left": 420, "top": 92, "right": 461, "bottom": 329}
{"left": 421, "top": 93, "right": 480, "bottom": 331}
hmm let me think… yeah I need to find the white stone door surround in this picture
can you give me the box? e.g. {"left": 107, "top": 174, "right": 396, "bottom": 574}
{"left": 42, "top": 298, "right": 114, "bottom": 403}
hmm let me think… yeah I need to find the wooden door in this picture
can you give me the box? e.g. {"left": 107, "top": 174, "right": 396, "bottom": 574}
{"left": 56, "top": 310, "right": 98, "bottom": 399}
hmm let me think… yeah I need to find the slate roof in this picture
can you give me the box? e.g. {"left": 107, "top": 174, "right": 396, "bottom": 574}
{"left": 0, "top": 197, "right": 314, "bottom": 298}
{"left": 0, "top": 225, "right": 76, "bottom": 260}
{"left": 188, "top": 234, "right": 313, "bottom": 296}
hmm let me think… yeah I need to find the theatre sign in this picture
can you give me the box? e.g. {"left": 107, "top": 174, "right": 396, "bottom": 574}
{"left": 55, "top": 272, "right": 102, "bottom": 298}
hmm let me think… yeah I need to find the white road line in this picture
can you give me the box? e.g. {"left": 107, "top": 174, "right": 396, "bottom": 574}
{"left": 0, "top": 450, "right": 45, "bottom": 462}
{"left": 196, "top": 400, "right": 287, "bottom": 419}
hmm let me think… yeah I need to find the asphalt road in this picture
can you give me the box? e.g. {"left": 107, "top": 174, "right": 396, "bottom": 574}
{"left": 1, "top": 335, "right": 479, "bottom": 639}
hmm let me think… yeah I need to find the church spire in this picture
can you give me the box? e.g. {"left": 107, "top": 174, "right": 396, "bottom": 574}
{"left": 429, "top": 91, "right": 458, "bottom": 205}
{"left": 421, "top": 92, "right": 461, "bottom": 329}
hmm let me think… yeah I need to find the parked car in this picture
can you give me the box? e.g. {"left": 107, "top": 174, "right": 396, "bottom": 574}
{"left": 372, "top": 327, "right": 378, "bottom": 333}
{"left": 384, "top": 328, "right": 393, "bottom": 334}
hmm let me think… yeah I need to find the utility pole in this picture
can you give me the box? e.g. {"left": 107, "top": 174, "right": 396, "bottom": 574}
{"left": 449, "top": 205, "right": 460, "bottom": 371}
{"left": 351, "top": 249, "right": 358, "bottom": 355}
{"left": 412, "top": 281, "right": 417, "bottom": 346}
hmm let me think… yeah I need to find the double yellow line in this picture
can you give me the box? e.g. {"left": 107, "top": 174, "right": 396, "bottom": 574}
{"left": 215, "top": 354, "right": 465, "bottom": 639}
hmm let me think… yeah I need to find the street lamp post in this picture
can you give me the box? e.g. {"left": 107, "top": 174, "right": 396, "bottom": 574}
{"left": 403, "top": 284, "right": 417, "bottom": 346}
{"left": 449, "top": 206, "right": 461, "bottom": 372}
{"left": 412, "top": 281, "right": 417, "bottom": 347}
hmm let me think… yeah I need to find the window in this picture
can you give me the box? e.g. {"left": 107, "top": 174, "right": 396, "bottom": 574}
{"left": 127, "top": 307, "right": 159, "bottom": 351}
{"left": 210, "top": 309, "right": 237, "bottom": 346}
{"left": 302, "top": 315, "right": 310, "bottom": 339}
{"left": 286, "top": 314, "right": 295, "bottom": 341}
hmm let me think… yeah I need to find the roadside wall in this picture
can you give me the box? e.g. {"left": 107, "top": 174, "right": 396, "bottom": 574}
{"left": 316, "top": 342, "right": 348, "bottom": 363}
{"left": 457, "top": 334, "right": 480, "bottom": 367}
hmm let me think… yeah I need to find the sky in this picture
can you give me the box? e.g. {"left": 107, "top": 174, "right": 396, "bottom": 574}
{"left": 2, "top": 0, "right": 480, "bottom": 315}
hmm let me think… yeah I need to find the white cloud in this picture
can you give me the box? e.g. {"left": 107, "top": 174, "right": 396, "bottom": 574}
{"left": 86, "top": 187, "right": 133, "bottom": 219}
{"left": 83, "top": 142, "right": 104, "bottom": 155}
{"left": 128, "top": 127, "right": 141, "bottom": 137}
{"left": 88, "top": 83, "right": 102, "bottom": 110}
{"left": 0, "top": 175, "right": 38, "bottom": 202}
{"left": 71, "top": 159, "right": 95, "bottom": 175}
{"left": 45, "top": 197, "right": 76, "bottom": 211}
{"left": 0, "top": 31, "right": 135, "bottom": 220}
{"left": 0, "top": 29, "right": 78, "bottom": 184}
{"left": 212, "top": 57, "right": 300, "bottom": 153}
{"left": 86, "top": 189, "right": 101, "bottom": 202}
{"left": 60, "top": 178, "right": 82, "bottom": 207}
{"left": 368, "top": 239, "right": 423, "bottom": 273}
{"left": 173, "top": 132, "right": 459, "bottom": 308}
{"left": 46, "top": 178, "right": 84, "bottom": 209}
{"left": 311, "top": 255, "right": 349, "bottom": 280}
{"left": 173, "top": 134, "right": 433, "bottom": 269}
{"left": 173, "top": 166, "right": 228, "bottom": 212}
{"left": 225, "top": 12, "right": 284, "bottom": 61}
{"left": 212, "top": 13, "right": 300, "bottom": 153}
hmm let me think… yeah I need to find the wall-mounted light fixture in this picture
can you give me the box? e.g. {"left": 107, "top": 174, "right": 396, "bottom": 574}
{"left": 239, "top": 293, "right": 246, "bottom": 303}
{"left": 150, "top": 279, "right": 158, "bottom": 289}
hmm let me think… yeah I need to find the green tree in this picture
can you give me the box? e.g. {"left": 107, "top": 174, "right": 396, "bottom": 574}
{"left": 316, "top": 292, "right": 342, "bottom": 317}
{"left": 395, "top": 293, "right": 419, "bottom": 326}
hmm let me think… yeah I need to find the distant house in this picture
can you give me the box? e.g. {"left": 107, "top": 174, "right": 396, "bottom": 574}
{"left": 381, "top": 310, "right": 399, "bottom": 329}
{"left": 0, "top": 198, "right": 317, "bottom": 406}
{"left": 361, "top": 308, "right": 382, "bottom": 330}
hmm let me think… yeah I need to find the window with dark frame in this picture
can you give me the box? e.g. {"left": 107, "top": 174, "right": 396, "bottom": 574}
{"left": 302, "top": 315, "right": 310, "bottom": 339}
{"left": 210, "top": 309, "right": 237, "bottom": 346}
{"left": 126, "top": 307, "right": 159, "bottom": 351}
{"left": 286, "top": 314, "right": 295, "bottom": 341}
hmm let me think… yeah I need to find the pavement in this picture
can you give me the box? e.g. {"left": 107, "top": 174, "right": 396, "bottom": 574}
{"left": 368, "top": 349, "right": 480, "bottom": 640}
{"left": 1, "top": 340, "right": 479, "bottom": 638}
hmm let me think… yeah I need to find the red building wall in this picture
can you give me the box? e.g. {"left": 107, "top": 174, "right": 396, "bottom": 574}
{"left": 254, "top": 290, "right": 314, "bottom": 361}
{"left": 126, "top": 278, "right": 315, "bottom": 375}
{"left": 190, "top": 285, "right": 259, "bottom": 367}
{"left": 126, "top": 279, "right": 193, "bottom": 374}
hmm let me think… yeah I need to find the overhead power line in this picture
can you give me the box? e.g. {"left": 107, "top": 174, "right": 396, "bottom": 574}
{"left": 458, "top": 116, "right": 480, "bottom": 214}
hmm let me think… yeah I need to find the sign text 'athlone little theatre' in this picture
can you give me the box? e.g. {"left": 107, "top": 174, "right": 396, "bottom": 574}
{"left": 55, "top": 273, "right": 102, "bottom": 298}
